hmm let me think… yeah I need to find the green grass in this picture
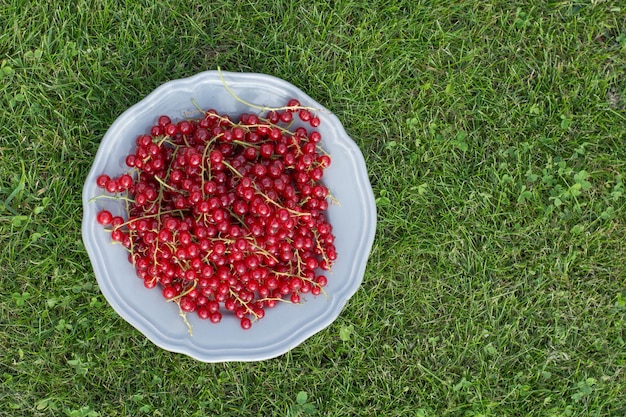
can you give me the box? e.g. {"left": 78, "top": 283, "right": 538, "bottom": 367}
{"left": 1, "top": 0, "right": 625, "bottom": 416}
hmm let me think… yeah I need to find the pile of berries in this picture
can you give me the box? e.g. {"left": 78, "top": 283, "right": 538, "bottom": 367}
{"left": 94, "top": 99, "right": 336, "bottom": 330}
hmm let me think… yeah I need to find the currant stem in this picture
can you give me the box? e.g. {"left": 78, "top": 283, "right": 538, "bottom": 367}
{"left": 229, "top": 289, "right": 259, "bottom": 320}
{"left": 178, "top": 309, "right": 193, "bottom": 336}
{"left": 256, "top": 296, "right": 294, "bottom": 305}
{"left": 167, "top": 280, "right": 197, "bottom": 303}
{"left": 217, "top": 67, "right": 321, "bottom": 114}
{"left": 154, "top": 175, "right": 178, "bottom": 192}
{"left": 88, "top": 194, "right": 134, "bottom": 204}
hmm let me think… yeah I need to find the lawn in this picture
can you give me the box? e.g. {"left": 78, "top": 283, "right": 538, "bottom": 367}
{"left": 1, "top": 1, "right": 625, "bottom": 416}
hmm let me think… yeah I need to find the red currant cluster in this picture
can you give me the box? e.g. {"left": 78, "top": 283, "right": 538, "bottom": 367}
{"left": 95, "top": 99, "right": 336, "bottom": 330}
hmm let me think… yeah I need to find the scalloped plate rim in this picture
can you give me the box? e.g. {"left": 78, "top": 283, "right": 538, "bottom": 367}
{"left": 81, "top": 70, "right": 376, "bottom": 362}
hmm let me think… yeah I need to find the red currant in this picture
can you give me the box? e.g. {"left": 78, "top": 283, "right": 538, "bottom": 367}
{"left": 96, "top": 210, "right": 113, "bottom": 225}
{"left": 240, "top": 317, "right": 252, "bottom": 330}
{"left": 95, "top": 98, "right": 337, "bottom": 331}
{"left": 210, "top": 311, "right": 222, "bottom": 323}
{"left": 96, "top": 174, "right": 111, "bottom": 188}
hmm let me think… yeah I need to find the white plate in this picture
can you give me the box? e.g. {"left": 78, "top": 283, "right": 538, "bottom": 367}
{"left": 81, "top": 71, "right": 376, "bottom": 362}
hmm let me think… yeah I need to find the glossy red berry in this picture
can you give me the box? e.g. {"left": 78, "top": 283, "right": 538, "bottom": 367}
{"left": 240, "top": 317, "right": 252, "bottom": 330}
{"left": 96, "top": 174, "right": 110, "bottom": 188}
{"left": 299, "top": 109, "right": 311, "bottom": 121}
{"left": 162, "top": 286, "right": 178, "bottom": 300}
{"left": 210, "top": 311, "right": 222, "bottom": 323}
{"left": 96, "top": 210, "right": 113, "bottom": 225}
{"left": 157, "top": 115, "right": 171, "bottom": 127}
{"left": 118, "top": 174, "right": 133, "bottom": 190}
{"left": 105, "top": 180, "right": 119, "bottom": 193}
{"left": 279, "top": 111, "right": 293, "bottom": 123}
